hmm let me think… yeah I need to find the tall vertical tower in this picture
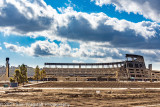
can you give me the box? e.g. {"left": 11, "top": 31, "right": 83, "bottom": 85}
{"left": 148, "top": 64, "right": 152, "bottom": 70}
{"left": 6, "top": 57, "right": 9, "bottom": 78}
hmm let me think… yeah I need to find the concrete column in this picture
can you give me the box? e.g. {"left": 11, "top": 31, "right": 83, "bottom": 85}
{"left": 132, "top": 57, "right": 134, "bottom": 61}
{"left": 148, "top": 64, "right": 152, "bottom": 70}
{"left": 120, "top": 63, "right": 122, "bottom": 67}
{"left": 116, "top": 64, "right": 118, "bottom": 68}
{"left": 112, "top": 64, "right": 114, "bottom": 68}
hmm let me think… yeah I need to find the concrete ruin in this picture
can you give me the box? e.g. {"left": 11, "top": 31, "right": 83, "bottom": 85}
{"left": 43, "top": 54, "right": 160, "bottom": 81}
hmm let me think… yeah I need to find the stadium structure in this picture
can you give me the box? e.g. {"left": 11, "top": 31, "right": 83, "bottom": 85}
{"left": 43, "top": 54, "right": 160, "bottom": 81}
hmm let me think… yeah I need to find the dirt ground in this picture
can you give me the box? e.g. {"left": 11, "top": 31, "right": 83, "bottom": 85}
{"left": 0, "top": 89, "right": 160, "bottom": 107}
{"left": 0, "top": 82, "right": 160, "bottom": 107}
{"left": 28, "top": 81, "right": 160, "bottom": 88}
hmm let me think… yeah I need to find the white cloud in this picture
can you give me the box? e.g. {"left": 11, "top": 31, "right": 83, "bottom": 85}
{"left": 56, "top": 9, "right": 160, "bottom": 49}
{"left": 91, "top": 0, "right": 160, "bottom": 22}
{"left": 4, "top": 40, "right": 117, "bottom": 58}
{"left": 0, "top": 0, "right": 160, "bottom": 50}
{"left": 72, "top": 41, "right": 121, "bottom": 58}
{"left": 4, "top": 40, "right": 72, "bottom": 57}
{"left": 0, "top": 0, "right": 57, "bottom": 35}
{"left": 96, "top": 57, "right": 121, "bottom": 63}
{"left": 4, "top": 40, "right": 160, "bottom": 65}
{"left": 0, "top": 47, "right": 2, "bottom": 50}
{"left": 4, "top": 42, "right": 33, "bottom": 55}
{"left": 72, "top": 60, "right": 84, "bottom": 63}
{"left": 1, "top": 0, "right": 160, "bottom": 70}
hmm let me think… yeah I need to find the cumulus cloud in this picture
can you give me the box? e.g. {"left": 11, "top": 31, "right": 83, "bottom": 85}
{"left": 1, "top": 0, "right": 160, "bottom": 70}
{"left": 6, "top": 40, "right": 160, "bottom": 69}
{"left": 0, "top": 47, "right": 2, "bottom": 50}
{"left": 91, "top": 0, "right": 160, "bottom": 22}
{"left": 0, "top": 0, "right": 160, "bottom": 50}
{"left": 72, "top": 42, "right": 122, "bottom": 59}
{"left": 4, "top": 40, "right": 118, "bottom": 59}
{"left": 0, "top": 0, "right": 56, "bottom": 34}
{"left": 4, "top": 42, "right": 33, "bottom": 55}
{"left": 56, "top": 11, "right": 160, "bottom": 49}
{"left": 77, "top": 42, "right": 160, "bottom": 62}
{"left": 4, "top": 40, "right": 160, "bottom": 63}
{"left": 4, "top": 40, "right": 72, "bottom": 57}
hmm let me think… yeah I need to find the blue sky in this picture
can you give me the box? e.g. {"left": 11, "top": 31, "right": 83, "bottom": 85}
{"left": 44, "top": 0, "right": 152, "bottom": 23}
{"left": 0, "top": 0, "right": 160, "bottom": 69}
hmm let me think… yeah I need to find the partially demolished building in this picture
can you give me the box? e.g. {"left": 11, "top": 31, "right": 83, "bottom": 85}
{"left": 44, "top": 54, "right": 160, "bottom": 81}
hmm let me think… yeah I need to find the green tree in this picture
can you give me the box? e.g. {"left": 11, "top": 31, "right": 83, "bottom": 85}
{"left": 34, "top": 65, "right": 40, "bottom": 82}
{"left": 20, "top": 64, "right": 28, "bottom": 85}
{"left": 11, "top": 64, "right": 28, "bottom": 85}
{"left": 10, "top": 77, "right": 15, "bottom": 83}
{"left": 14, "top": 69, "right": 22, "bottom": 83}
{"left": 40, "top": 69, "right": 46, "bottom": 81}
